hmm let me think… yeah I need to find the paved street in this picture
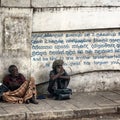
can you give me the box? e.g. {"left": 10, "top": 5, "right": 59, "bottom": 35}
{"left": 0, "top": 91, "right": 120, "bottom": 120}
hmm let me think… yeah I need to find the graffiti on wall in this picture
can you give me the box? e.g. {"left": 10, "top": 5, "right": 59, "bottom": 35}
{"left": 31, "top": 29, "right": 120, "bottom": 73}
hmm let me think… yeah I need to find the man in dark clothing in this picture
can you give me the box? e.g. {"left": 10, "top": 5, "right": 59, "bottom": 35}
{"left": 48, "top": 60, "right": 70, "bottom": 97}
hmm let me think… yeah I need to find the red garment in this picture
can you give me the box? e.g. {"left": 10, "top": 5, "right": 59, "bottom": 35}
{"left": 3, "top": 73, "right": 26, "bottom": 91}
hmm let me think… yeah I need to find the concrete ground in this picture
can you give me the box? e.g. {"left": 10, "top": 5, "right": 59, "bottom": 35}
{"left": 0, "top": 91, "right": 120, "bottom": 120}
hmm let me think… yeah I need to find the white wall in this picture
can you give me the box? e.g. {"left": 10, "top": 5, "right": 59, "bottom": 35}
{"left": 2, "top": 0, "right": 120, "bottom": 8}
{"left": 32, "top": 0, "right": 120, "bottom": 7}
{"left": 33, "top": 7, "right": 120, "bottom": 32}
{"left": 0, "top": 8, "right": 32, "bottom": 80}
{"left": 31, "top": 29, "right": 120, "bottom": 93}
{"left": 1, "top": 0, "right": 30, "bottom": 7}
{"left": 70, "top": 71, "right": 120, "bottom": 92}
{"left": 1, "top": 0, "right": 120, "bottom": 93}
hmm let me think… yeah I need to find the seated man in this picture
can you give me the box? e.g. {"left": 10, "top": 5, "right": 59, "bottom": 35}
{"left": 48, "top": 60, "right": 70, "bottom": 98}
{"left": 2, "top": 65, "right": 38, "bottom": 104}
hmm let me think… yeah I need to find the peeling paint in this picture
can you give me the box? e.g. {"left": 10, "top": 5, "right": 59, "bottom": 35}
{"left": 0, "top": 8, "right": 32, "bottom": 81}
{"left": 4, "top": 17, "right": 29, "bottom": 50}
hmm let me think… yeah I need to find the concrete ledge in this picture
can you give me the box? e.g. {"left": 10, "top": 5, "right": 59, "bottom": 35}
{"left": 27, "top": 107, "right": 118, "bottom": 120}
{"left": 0, "top": 91, "right": 120, "bottom": 120}
{"left": 0, "top": 107, "right": 119, "bottom": 120}
{"left": 0, "top": 113, "right": 26, "bottom": 120}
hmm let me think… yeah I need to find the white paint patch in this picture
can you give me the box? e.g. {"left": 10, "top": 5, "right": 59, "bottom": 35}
{"left": 32, "top": 0, "right": 120, "bottom": 7}
{"left": 33, "top": 7, "right": 120, "bottom": 32}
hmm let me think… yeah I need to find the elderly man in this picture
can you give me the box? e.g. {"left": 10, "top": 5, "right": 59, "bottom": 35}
{"left": 2, "top": 65, "right": 38, "bottom": 104}
{"left": 48, "top": 60, "right": 70, "bottom": 98}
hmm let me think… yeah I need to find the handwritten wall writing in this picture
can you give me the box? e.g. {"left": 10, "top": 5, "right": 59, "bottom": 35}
{"left": 31, "top": 29, "right": 120, "bottom": 73}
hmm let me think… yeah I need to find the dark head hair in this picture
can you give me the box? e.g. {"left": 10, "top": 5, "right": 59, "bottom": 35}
{"left": 8, "top": 65, "right": 17, "bottom": 73}
{"left": 52, "top": 60, "right": 64, "bottom": 70}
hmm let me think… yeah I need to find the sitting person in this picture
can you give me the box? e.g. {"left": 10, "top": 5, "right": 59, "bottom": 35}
{"left": 48, "top": 60, "right": 70, "bottom": 98}
{"left": 2, "top": 65, "right": 38, "bottom": 104}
